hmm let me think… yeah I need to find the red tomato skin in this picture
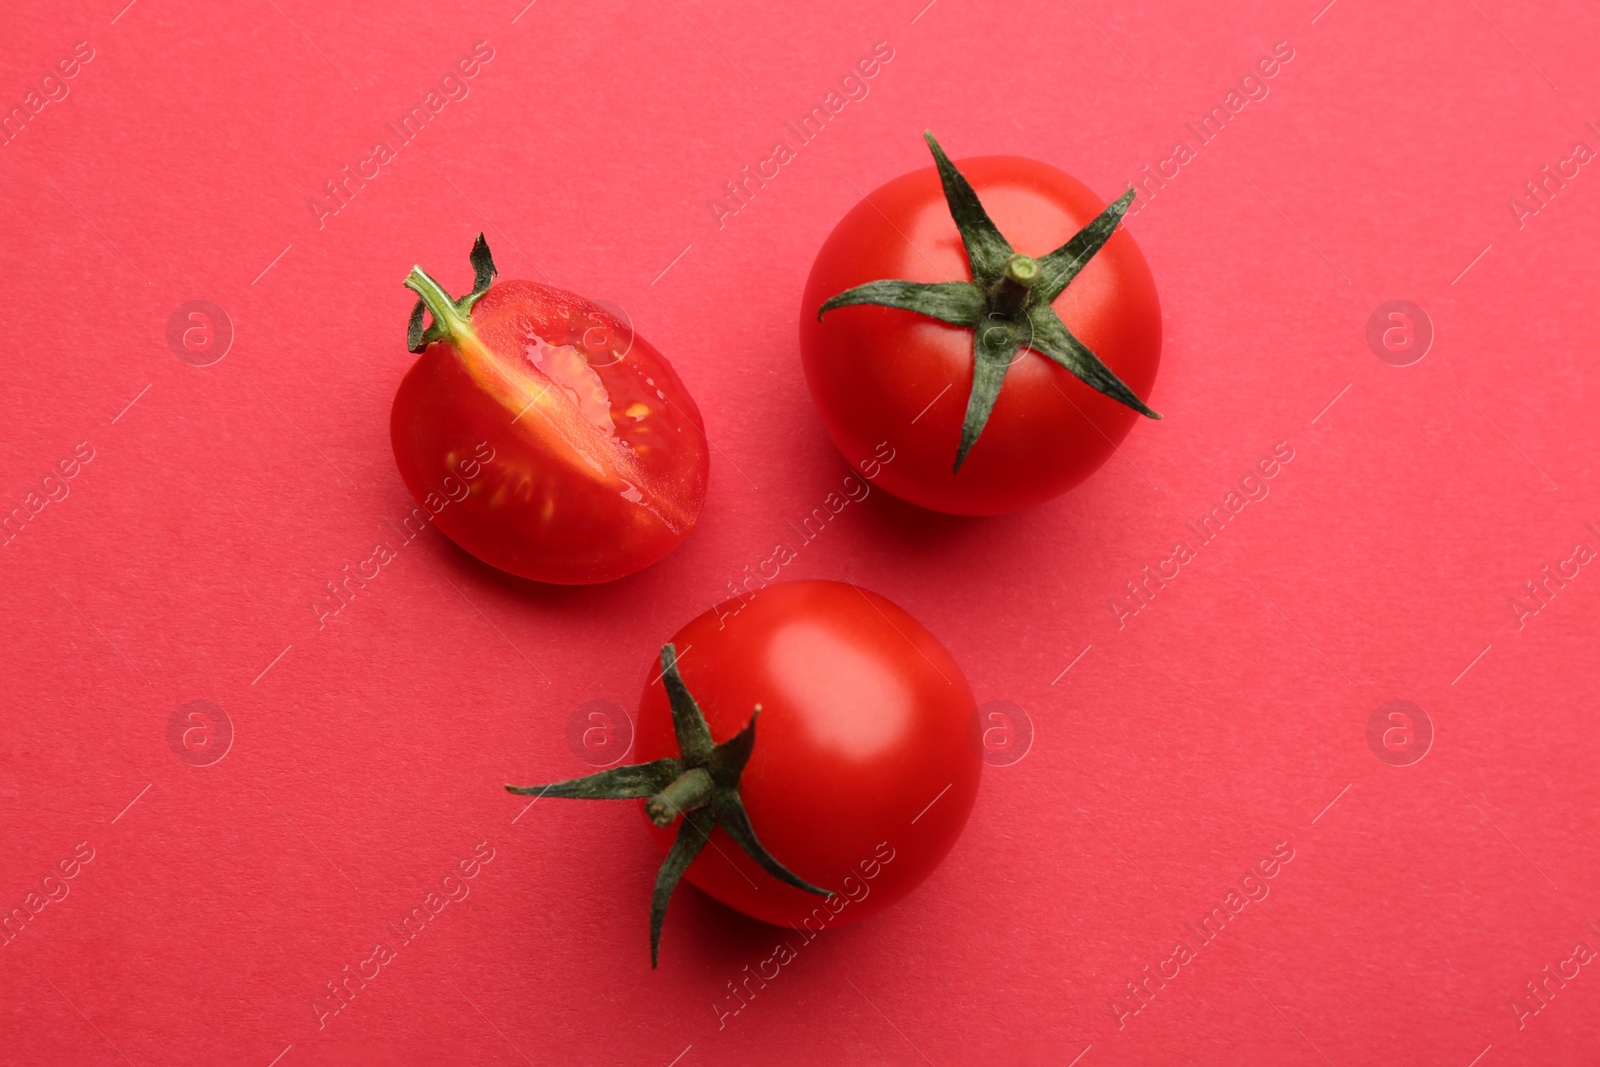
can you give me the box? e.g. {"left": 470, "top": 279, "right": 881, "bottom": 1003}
{"left": 634, "top": 580, "right": 981, "bottom": 929}
{"left": 391, "top": 280, "right": 709, "bottom": 584}
{"left": 800, "top": 155, "right": 1162, "bottom": 516}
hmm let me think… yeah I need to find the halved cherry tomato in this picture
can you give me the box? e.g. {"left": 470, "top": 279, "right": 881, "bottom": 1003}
{"left": 393, "top": 236, "right": 708, "bottom": 584}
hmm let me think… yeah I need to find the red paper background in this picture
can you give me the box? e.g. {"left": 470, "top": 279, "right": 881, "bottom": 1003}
{"left": 4, "top": 0, "right": 1599, "bottom": 1063}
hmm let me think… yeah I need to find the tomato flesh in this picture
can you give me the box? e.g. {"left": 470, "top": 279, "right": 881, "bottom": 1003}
{"left": 392, "top": 280, "right": 708, "bottom": 584}
{"left": 800, "top": 155, "right": 1162, "bottom": 515}
{"left": 633, "top": 580, "right": 982, "bottom": 928}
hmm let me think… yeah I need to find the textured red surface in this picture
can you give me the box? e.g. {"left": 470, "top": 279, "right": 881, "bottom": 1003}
{"left": 3, "top": 1, "right": 1599, "bottom": 1064}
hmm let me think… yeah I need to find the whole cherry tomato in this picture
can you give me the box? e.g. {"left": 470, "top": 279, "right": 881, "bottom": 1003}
{"left": 800, "top": 133, "right": 1162, "bottom": 515}
{"left": 509, "top": 579, "right": 981, "bottom": 966}
{"left": 393, "top": 236, "right": 708, "bottom": 584}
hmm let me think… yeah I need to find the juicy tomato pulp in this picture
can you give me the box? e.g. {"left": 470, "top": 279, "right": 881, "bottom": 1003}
{"left": 392, "top": 280, "right": 709, "bottom": 584}
{"left": 800, "top": 156, "right": 1162, "bottom": 515}
{"left": 634, "top": 580, "right": 982, "bottom": 929}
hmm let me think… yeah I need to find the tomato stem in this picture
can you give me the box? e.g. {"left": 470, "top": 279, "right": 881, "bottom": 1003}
{"left": 404, "top": 235, "right": 498, "bottom": 354}
{"left": 645, "top": 768, "right": 715, "bottom": 826}
{"left": 404, "top": 266, "right": 471, "bottom": 342}
{"left": 993, "top": 253, "right": 1039, "bottom": 319}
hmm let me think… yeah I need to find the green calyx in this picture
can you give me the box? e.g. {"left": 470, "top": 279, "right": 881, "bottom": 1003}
{"left": 818, "top": 131, "right": 1161, "bottom": 472}
{"left": 505, "top": 644, "right": 830, "bottom": 968}
{"left": 404, "top": 233, "right": 498, "bottom": 353}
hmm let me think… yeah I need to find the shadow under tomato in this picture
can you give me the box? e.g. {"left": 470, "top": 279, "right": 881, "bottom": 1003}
{"left": 426, "top": 513, "right": 689, "bottom": 619}
{"left": 437, "top": 534, "right": 602, "bottom": 607}
{"left": 845, "top": 449, "right": 1116, "bottom": 581}
{"left": 668, "top": 878, "right": 789, "bottom": 964}
{"left": 847, "top": 465, "right": 987, "bottom": 554}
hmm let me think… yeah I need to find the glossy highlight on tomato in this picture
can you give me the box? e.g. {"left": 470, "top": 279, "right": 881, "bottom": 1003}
{"left": 392, "top": 236, "right": 708, "bottom": 584}
{"left": 635, "top": 580, "right": 981, "bottom": 930}
{"left": 801, "top": 134, "right": 1162, "bottom": 516}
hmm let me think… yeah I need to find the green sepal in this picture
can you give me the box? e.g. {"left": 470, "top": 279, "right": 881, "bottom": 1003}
{"left": 707, "top": 707, "right": 758, "bottom": 786}
{"left": 651, "top": 810, "right": 712, "bottom": 968}
{"left": 818, "top": 280, "right": 985, "bottom": 327}
{"left": 955, "top": 320, "right": 1023, "bottom": 472}
{"left": 1027, "top": 304, "right": 1159, "bottom": 419}
{"left": 659, "top": 643, "right": 714, "bottom": 765}
{"left": 1034, "top": 189, "right": 1136, "bottom": 304}
{"left": 712, "top": 789, "right": 830, "bottom": 896}
{"left": 923, "top": 131, "right": 1013, "bottom": 277}
{"left": 468, "top": 232, "right": 497, "bottom": 298}
{"left": 504, "top": 757, "right": 682, "bottom": 800}
{"left": 406, "top": 298, "right": 444, "bottom": 354}
{"left": 505, "top": 642, "right": 829, "bottom": 968}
